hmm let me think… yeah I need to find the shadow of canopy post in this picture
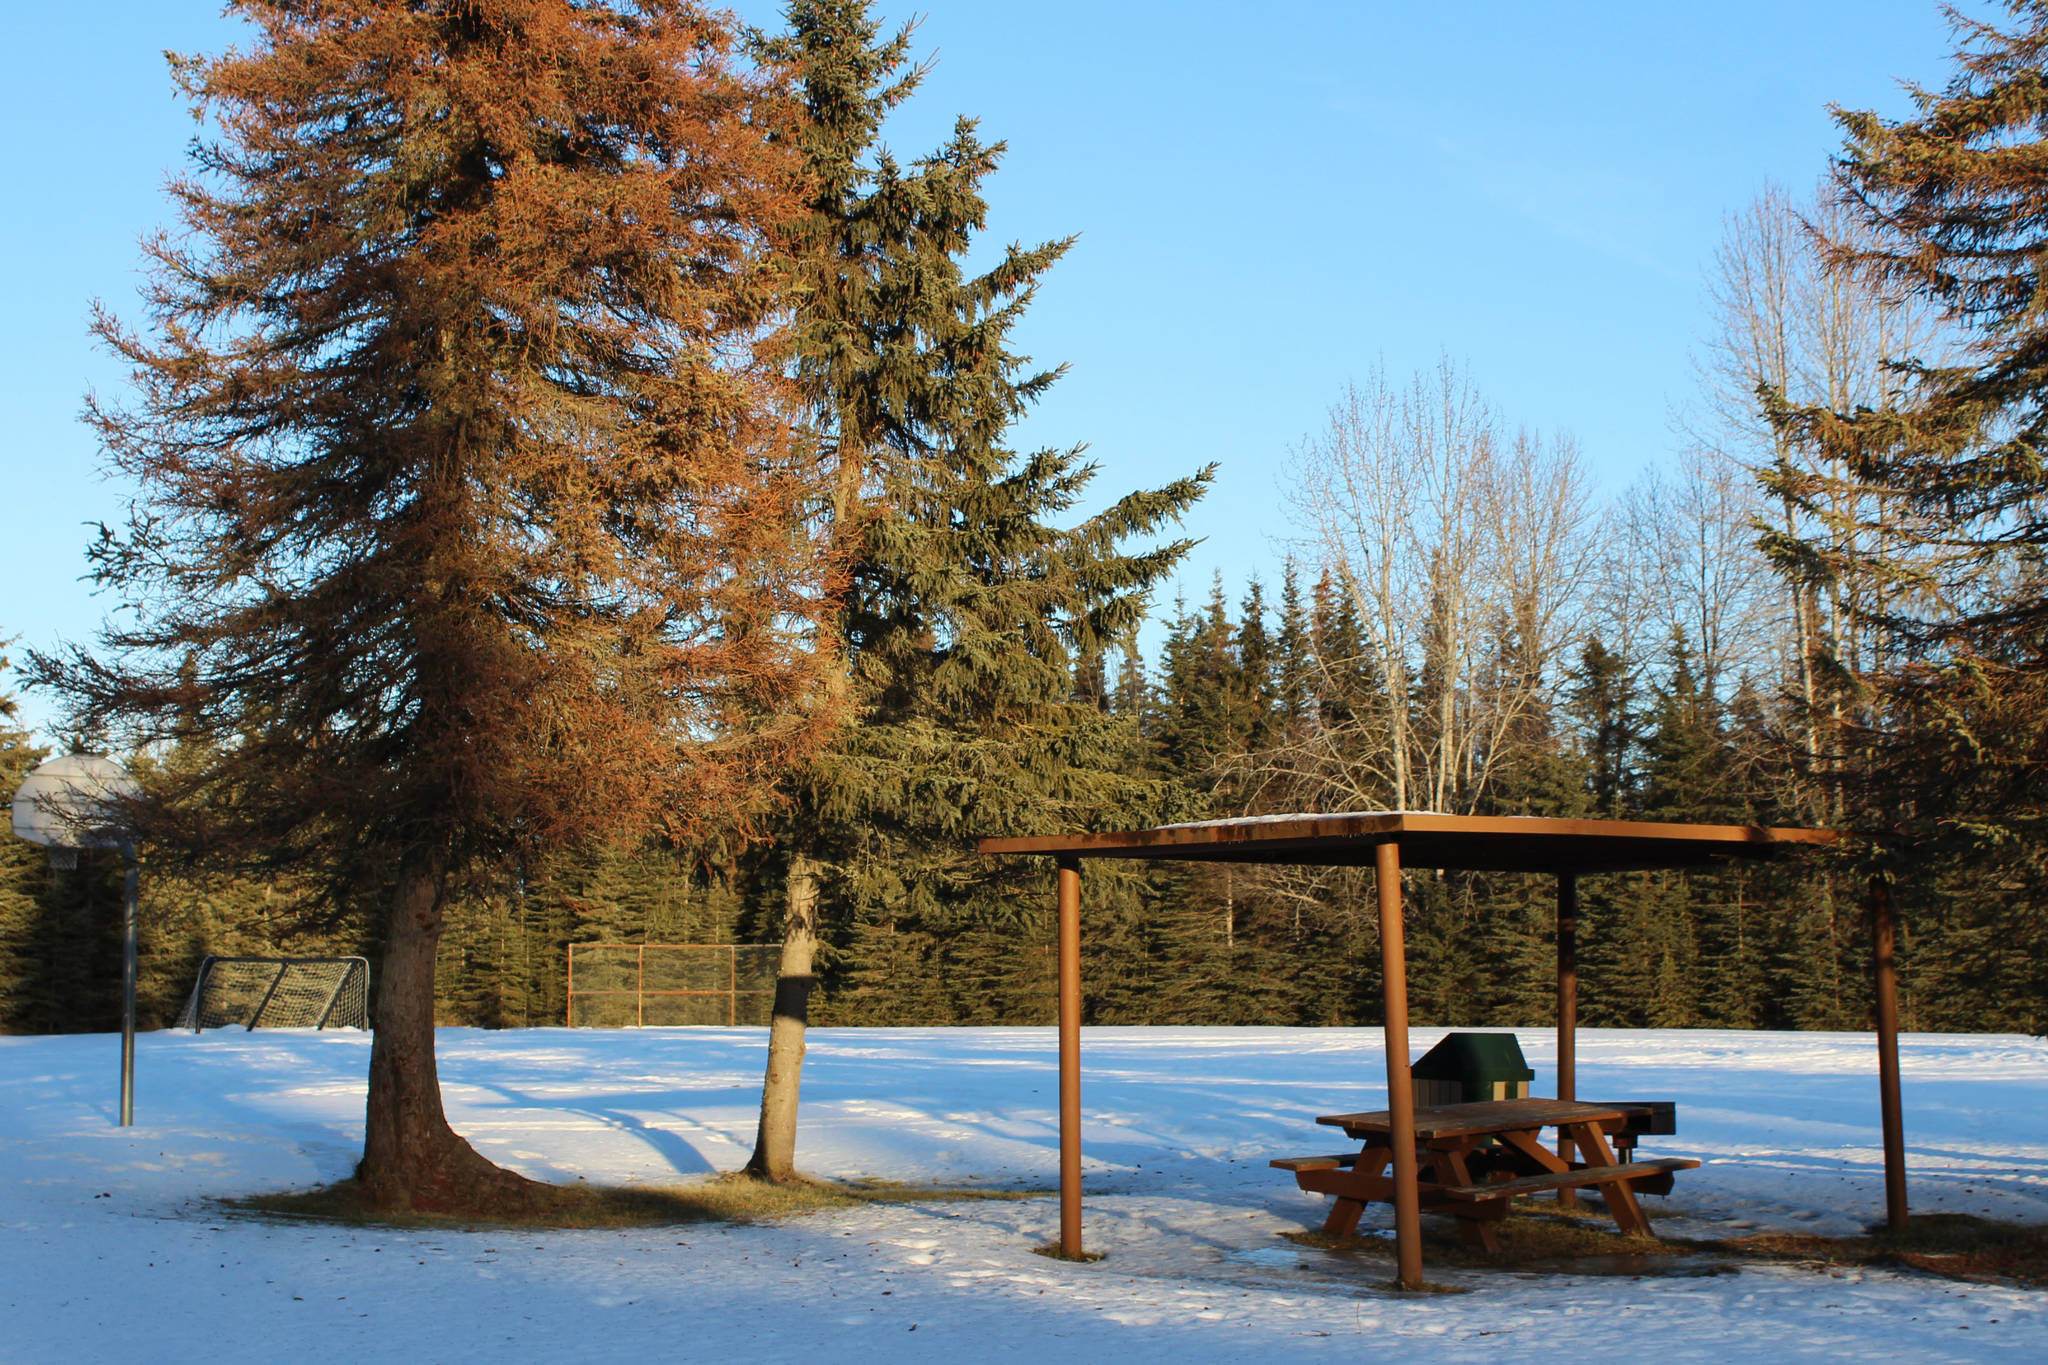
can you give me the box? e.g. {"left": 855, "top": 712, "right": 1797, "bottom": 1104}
{"left": 978, "top": 811, "right": 1896, "bottom": 1290}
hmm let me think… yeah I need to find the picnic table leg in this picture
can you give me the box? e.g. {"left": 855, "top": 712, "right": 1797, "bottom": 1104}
{"left": 1496, "top": 1126, "right": 1571, "bottom": 1177}
{"left": 1568, "top": 1121, "right": 1653, "bottom": 1238}
{"left": 1321, "top": 1146, "right": 1391, "bottom": 1237}
{"left": 1437, "top": 1147, "right": 1501, "bottom": 1252}
{"left": 1324, "top": 1197, "right": 1367, "bottom": 1238}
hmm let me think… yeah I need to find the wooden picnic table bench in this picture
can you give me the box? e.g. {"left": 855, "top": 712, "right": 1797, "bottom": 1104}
{"left": 1272, "top": 1097, "right": 1699, "bottom": 1250}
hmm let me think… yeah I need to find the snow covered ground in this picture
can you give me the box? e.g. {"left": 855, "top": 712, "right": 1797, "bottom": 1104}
{"left": 3, "top": 1024, "right": 2044, "bottom": 1361}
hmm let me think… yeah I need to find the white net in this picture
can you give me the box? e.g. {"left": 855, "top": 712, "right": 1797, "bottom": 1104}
{"left": 174, "top": 956, "right": 372, "bottom": 1031}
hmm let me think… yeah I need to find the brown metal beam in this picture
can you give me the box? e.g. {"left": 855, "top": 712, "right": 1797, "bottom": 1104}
{"left": 1057, "top": 855, "right": 1084, "bottom": 1258}
{"left": 1869, "top": 874, "right": 1908, "bottom": 1230}
{"left": 980, "top": 813, "right": 1838, "bottom": 872}
{"left": 1375, "top": 839, "right": 1423, "bottom": 1289}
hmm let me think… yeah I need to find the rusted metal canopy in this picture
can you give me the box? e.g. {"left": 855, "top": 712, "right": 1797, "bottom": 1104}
{"left": 983, "top": 807, "right": 1865, "bottom": 1278}
{"left": 979, "top": 811, "right": 1838, "bottom": 874}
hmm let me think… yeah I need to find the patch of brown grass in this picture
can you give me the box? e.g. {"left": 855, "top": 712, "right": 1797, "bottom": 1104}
{"left": 1030, "top": 1241, "right": 1107, "bottom": 1263}
{"left": 221, "top": 1175, "right": 1046, "bottom": 1231}
{"left": 1286, "top": 1206, "right": 1685, "bottom": 1269}
{"left": 1712, "top": 1214, "right": 2048, "bottom": 1287}
{"left": 1281, "top": 1205, "right": 2048, "bottom": 1289}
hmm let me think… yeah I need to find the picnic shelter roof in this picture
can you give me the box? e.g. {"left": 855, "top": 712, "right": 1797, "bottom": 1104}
{"left": 978, "top": 811, "right": 1839, "bottom": 875}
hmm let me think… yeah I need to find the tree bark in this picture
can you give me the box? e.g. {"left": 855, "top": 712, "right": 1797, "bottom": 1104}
{"left": 745, "top": 851, "right": 821, "bottom": 1182}
{"left": 357, "top": 846, "right": 543, "bottom": 1213}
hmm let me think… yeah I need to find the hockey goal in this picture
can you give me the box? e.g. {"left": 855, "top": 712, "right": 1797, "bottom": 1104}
{"left": 175, "top": 956, "right": 372, "bottom": 1031}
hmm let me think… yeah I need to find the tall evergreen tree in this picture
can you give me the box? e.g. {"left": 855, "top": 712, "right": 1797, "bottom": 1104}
{"left": 1157, "top": 578, "right": 1261, "bottom": 786}
{"left": 1274, "top": 561, "right": 1313, "bottom": 729}
{"left": 1763, "top": 2, "right": 2048, "bottom": 1025}
{"left": 1112, "top": 640, "right": 1154, "bottom": 728}
{"left": 28, "top": 0, "right": 834, "bottom": 1212}
{"left": 1149, "top": 587, "right": 1255, "bottom": 985}
{"left": 741, "top": 0, "right": 1208, "bottom": 1177}
{"left": 1639, "top": 637, "right": 1741, "bottom": 825}
{"left": 1237, "top": 578, "right": 1277, "bottom": 751}
{"left": 0, "top": 643, "right": 54, "bottom": 1031}
{"left": 0, "top": 643, "right": 137, "bottom": 1035}
{"left": 1567, "top": 637, "right": 1640, "bottom": 818}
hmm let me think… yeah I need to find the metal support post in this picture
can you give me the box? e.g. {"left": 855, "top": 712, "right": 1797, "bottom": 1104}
{"left": 1057, "top": 855, "right": 1084, "bottom": 1259}
{"left": 1556, "top": 871, "right": 1578, "bottom": 1204}
{"left": 1375, "top": 840, "right": 1423, "bottom": 1289}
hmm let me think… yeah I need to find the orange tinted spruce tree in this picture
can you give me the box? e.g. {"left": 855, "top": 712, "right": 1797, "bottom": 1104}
{"left": 30, "top": 1, "right": 836, "bottom": 1213}
{"left": 1761, "top": 4, "right": 2048, "bottom": 1013}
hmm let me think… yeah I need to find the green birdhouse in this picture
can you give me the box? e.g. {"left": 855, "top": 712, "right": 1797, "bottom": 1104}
{"left": 1410, "top": 1032, "right": 1535, "bottom": 1107}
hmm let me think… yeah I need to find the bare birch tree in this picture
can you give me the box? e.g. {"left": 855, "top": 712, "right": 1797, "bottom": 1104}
{"left": 1607, "top": 448, "right": 1778, "bottom": 702}
{"left": 1688, "top": 180, "right": 1949, "bottom": 817}
{"left": 1275, "top": 358, "right": 1595, "bottom": 816}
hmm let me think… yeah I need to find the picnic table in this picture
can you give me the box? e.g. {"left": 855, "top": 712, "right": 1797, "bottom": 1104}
{"left": 1273, "top": 1097, "right": 1699, "bottom": 1250}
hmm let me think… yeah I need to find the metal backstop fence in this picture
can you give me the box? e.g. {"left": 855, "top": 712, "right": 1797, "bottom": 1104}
{"left": 565, "top": 943, "right": 778, "bottom": 1026}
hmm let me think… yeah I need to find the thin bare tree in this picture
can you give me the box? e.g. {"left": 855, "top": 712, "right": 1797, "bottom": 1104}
{"left": 1688, "top": 179, "right": 1949, "bottom": 817}
{"left": 1609, "top": 448, "right": 1778, "bottom": 702}
{"left": 1278, "top": 358, "right": 1595, "bottom": 816}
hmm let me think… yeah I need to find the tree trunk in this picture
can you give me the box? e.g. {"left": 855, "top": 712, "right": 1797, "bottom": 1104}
{"left": 745, "top": 851, "right": 822, "bottom": 1182}
{"left": 357, "top": 846, "right": 543, "bottom": 1213}
{"left": 739, "top": 404, "right": 857, "bottom": 1182}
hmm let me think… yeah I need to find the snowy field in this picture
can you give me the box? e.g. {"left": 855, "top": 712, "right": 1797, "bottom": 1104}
{"left": 3, "top": 1025, "right": 2046, "bottom": 1362}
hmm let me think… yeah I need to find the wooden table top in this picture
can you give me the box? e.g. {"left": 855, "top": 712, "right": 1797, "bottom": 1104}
{"left": 1317, "top": 1097, "right": 1628, "bottom": 1141}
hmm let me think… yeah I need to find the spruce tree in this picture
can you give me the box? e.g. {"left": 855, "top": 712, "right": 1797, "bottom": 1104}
{"left": 1112, "top": 640, "right": 1156, "bottom": 730}
{"left": 1274, "top": 561, "right": 1313, "bottom": 729}
{"left": 0, "top": 643, "right": 141, "bottom": 1035}
{"left": 1639, "top": 638, "right": 1742, "bottom": 824}
{"left": 742, "top": 0, "right": 1208, "bottom": 1173}
{"left": 1763, "top": 3, "right": 2048, "bottom": 1025}
{"left": 1157, "top": 578, "right": 1259, "bottom": 790}
{"left": 28, "top": 0, "right": 832, "bottom": 1212}
{"left": 0, "top": 644, "right": 56, "bottom": 1031}
{"left": 1149, "top": 588, "right": 1258, "bottom": 1007}
{"left": 1237, "top": 579, "right": 1277, "bottom": 752}
{"left": 1566, "top": 638, "right": 1640, "bottom": 818}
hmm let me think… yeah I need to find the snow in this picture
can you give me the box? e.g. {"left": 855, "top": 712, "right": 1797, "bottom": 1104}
{"left": 1154, "top": 809, "right": 1416, "bottom": 830}
{"left": 3, "top": 1024, "right": 2044, "bottom": 1360}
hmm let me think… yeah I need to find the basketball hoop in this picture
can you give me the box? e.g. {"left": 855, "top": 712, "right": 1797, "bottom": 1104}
{"left": 10, "top": 753, "right": 139, "bottom": 854}
{"left": 10, "top": 755, "right": 144, "bottom": 1125}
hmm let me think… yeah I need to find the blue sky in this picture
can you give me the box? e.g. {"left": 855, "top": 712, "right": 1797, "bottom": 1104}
{"left": 0, "top": 1, "right": 1967, "bottom": 740}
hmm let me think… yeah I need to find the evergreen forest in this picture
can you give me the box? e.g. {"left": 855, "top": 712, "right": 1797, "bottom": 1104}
{"left": 4, "top": 544, "right": 2032, "bottom": 1035}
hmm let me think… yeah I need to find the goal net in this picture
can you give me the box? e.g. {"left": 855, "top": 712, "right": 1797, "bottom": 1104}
{"left": 174, "top": 956, "right": 372, "bottom": 1031}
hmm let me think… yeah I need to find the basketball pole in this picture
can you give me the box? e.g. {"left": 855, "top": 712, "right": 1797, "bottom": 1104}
{"left": 120, "top": 843, "right": 138, "bottom": 1127}
{"left": 9, "top": 756, "right": 144, "bottom": 1127}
